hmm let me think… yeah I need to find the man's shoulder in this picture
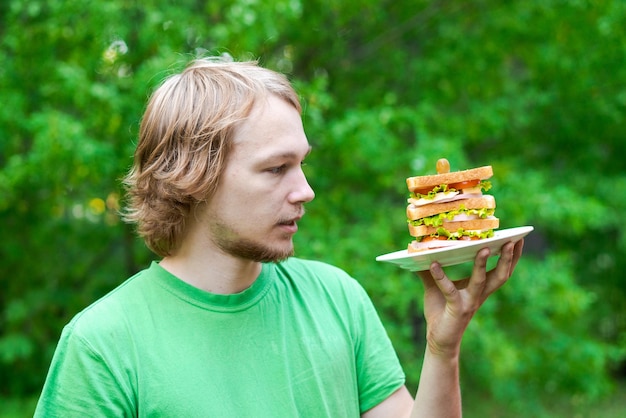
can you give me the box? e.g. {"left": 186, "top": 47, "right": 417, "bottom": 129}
{"left": 276, "top": 257, "right": 366, "bottom": 297}
{"left": 64, "top": 267, "right": 155, "bottom": 339}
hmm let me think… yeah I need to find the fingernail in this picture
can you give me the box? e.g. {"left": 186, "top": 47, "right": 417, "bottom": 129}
{"left": 431, "top": 262, "right": 442, "bottom": 277}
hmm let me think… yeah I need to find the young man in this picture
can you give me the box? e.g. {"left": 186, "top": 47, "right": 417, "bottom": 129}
{"left": 35, "top": 58, "right": 524, "bottom": 417}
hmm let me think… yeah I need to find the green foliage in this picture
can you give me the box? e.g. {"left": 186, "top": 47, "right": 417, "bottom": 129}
{"left": 1, "top": 0, "right": 625, "bottom": 415}
{"left": 463, "top": 255, "right": 617, "bottom": 410}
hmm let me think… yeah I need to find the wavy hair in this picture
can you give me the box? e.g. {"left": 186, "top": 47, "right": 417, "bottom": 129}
{"left": 123, "top": 57, "right": 301, "bottom": 257}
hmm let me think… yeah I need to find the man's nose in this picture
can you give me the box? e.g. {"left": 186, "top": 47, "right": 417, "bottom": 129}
{"left": 290, "top": 167, "right": 315, "bottom": 204}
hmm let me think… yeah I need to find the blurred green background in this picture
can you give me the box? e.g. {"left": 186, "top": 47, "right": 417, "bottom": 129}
{"left": 1, "top": 0, "right": 625, "bottom": 416}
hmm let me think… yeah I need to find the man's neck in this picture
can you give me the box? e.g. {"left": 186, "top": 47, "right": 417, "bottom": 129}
{"left": 159, "top": 249, "right": 262, "bottom": 295}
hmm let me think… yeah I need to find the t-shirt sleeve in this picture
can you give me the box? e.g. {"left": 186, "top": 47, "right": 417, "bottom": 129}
{"left": 350, "top": 280, "right": 406, "bottom": 413}
{"left": 34, "top": 318, "right": 135, "bottom": 418}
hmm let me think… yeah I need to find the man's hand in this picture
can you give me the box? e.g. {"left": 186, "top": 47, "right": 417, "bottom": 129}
{"left": 364, "top": 240, "right": 526, "bottom": 418}
{"left": 417, "top": 239, "right": 525, "bottom": 358}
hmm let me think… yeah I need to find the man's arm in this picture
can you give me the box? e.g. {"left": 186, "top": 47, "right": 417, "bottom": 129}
{"left": 362, "top": 239, "right": 525, "bottom": 418}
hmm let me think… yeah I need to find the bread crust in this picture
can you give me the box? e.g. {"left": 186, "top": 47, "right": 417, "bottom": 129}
{"left": 406, "top": 166, "right": 493, "bottom": 192}
{"left": 407, "top": 195, "right": 496, "bottom": 220}
{"left": 408, "top": 218, "right": 500, "bottom": 237}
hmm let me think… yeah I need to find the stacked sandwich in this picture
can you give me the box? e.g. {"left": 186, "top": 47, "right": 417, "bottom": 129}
{"left": 406, "top": 158, "right": 499, "bottom": 252}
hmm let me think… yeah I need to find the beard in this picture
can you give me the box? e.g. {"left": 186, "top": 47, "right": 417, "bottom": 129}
{"left": 210, "top": 220, "right": 295, "bottom": 263}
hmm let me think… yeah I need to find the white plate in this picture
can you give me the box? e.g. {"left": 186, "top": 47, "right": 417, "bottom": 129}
{"left": 376, "top": 226, "right": 533, "bottom": 272}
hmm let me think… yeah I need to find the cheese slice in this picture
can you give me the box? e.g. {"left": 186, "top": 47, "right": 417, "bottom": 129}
{"left": 408, "top": 191, "right": 459, "bottom": 207}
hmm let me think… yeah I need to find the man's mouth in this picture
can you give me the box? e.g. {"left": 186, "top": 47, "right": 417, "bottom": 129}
{"left": 277, "top": 213, "right": 304, "bottom": 233}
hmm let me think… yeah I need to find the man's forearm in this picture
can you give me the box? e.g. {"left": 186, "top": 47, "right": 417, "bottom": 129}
{"left": 411, "top": 348, "right": 462, "bottom": 418}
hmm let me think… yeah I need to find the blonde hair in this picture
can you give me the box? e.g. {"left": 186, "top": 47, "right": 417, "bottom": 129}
{"left": 123, "top": 57, "right": 301, "bottom": 257}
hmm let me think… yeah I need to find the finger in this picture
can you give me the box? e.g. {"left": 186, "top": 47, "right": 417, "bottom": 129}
{"left": 420, "top": 268, "right": 469, "bottom": 290}
{"left": 467, "top": 247, "right": 490, "bottom": 297}
{"left": 416, "top": 269, "right": 437, "bottom": 292}
{"left": 428, "top": 262, "right": 460, "bottom": 302}
{"left": 485, "top": 241, "right": 516, "bottom": 293}
{"left": 508, "top": 239, "right": 525, "bottom": 276}
{"left": 454, "top": 278, "right": 470, "bottom": 290}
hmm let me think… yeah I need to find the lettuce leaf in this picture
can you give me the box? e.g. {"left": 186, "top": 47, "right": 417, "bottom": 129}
{"left": 416, "top": 228, "right": 495, "bottom": 242}
{"left": 409, "top": 180, "right": 491, "bottom": 200}
{"left": 408, "top": 205, "right": 495, "bottom": 227}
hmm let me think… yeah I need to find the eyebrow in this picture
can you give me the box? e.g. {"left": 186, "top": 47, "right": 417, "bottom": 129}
{"left": 262, "top": 145, "right": 312, "bottom": 161}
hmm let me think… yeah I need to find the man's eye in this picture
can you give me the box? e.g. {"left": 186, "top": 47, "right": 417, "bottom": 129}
{"left": 269, "top": 165, "right": 287, "bottom": 174}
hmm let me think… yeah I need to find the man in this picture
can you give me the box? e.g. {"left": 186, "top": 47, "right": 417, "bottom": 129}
{"left": 35, "top": 57, "right": 524, "bottom": 417}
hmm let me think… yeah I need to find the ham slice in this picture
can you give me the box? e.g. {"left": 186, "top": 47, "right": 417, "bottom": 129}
{"left": 408, "top": 191, "right": 483, "bottom": 207}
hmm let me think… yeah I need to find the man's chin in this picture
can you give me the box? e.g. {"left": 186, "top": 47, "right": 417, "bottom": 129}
{"left": 255, "top": 252, "right": 293, "bottom": 264}
{"left": 220, "top": 239, "right": 294, "bottom": 263}
{"left": 243, "top": 247, "right": 294, "bottom": 263}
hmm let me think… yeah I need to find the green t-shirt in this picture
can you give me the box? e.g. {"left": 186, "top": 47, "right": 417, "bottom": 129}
{"left": 35, "top": 258, "right": 405, "bottom": 417}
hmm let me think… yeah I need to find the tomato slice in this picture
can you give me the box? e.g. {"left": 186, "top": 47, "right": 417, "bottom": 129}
{"left": 413, "top": 179, "right": 480, "bottom": 195}
{"left": 422, "top": 235, "right": 449, "bottom": 242}
{"left": 412, "top": 186, "right": 435, "bottom": 195}
{"left": 449, "top": 179, "right": 480, "bottom": 190}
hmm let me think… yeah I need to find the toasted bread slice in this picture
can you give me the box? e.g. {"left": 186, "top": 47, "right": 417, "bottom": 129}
{"left": 408, "top": 218, "right": 500, "bottom": 238}
{"left": 407, "top": 195, "right": 496, "bottom": 220}
{"left": 406, "top": 165, "right": 493, "bottom": 193}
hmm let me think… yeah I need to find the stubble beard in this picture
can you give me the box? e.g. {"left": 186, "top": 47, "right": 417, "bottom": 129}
{"left": 211, "top": 221, "right": 294, "bottom": 263}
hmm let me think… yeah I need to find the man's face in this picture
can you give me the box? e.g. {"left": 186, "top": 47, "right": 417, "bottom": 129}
{"left": 201, "top": 94, "right": 315, "bottom": 263}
